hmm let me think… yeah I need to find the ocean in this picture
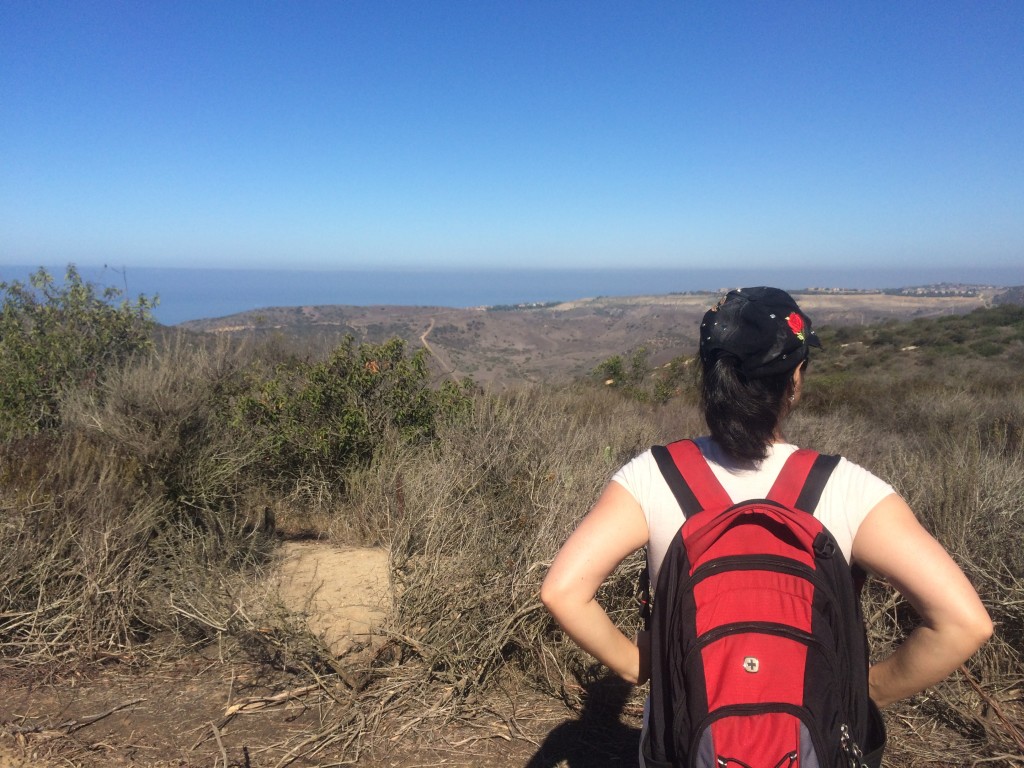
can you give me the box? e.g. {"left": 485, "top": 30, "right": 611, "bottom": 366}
{"left": 1, "top": 264, "right": 1020, "bottom": 326}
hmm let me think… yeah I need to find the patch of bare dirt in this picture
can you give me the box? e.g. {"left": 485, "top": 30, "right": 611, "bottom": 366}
{"left": 0, "top": 743, "right": 32, "bottom": 768}
{"left": 273, "top": 541, "right": 390, "bottom": 657}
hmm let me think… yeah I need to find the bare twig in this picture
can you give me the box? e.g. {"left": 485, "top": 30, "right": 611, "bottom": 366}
{"left": 211, "top": 721, "right": 229, "bottom": 768}
{"left": 224, "top": 684, "right": 320, "bottom": 718}
{"left": 6, "top": 697, "right": 146, "bottom": 735}
{"left": 960, "top": 665, "right": 1024, "bottom": 755}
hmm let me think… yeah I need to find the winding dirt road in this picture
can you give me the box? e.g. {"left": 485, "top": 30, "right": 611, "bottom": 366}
{"left": 419, "top": 318, "right": 459, "bottom": 381}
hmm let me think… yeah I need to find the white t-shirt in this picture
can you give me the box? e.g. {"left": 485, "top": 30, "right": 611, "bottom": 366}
{"left": 612, "top": 436, "right": 896, "bottom": 587}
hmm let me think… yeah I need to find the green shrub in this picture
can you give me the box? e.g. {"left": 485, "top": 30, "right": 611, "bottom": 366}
{"left": 230, "top": 335, "right": 473, "bottom": 487}
{"left": 651, "top": 355, "right": 696, "bottom": 404}
{"left": 594, "top": 347, "right": 698, "bottom": 405}
{"left": 0, "top": 265, "right": 156, "bottom": 438}
{"left": 971, "top": 340, "right": 1004, "bottom": 357}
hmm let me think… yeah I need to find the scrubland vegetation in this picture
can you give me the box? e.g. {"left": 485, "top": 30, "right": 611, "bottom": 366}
{"left": 1, "top": 268, "right": 1022, "bottom": 765}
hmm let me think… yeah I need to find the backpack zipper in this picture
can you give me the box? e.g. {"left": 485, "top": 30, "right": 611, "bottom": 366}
{"left": 685, "top": 554, "right": 843, "bottom": 617}
{"left": 683, "top": 621, "right": 846, "bottom": 686}
{"left": 683, "top": 620, "right": 854, "bottom": 752}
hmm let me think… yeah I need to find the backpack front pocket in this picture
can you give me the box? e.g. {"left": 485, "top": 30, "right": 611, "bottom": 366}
{"left": 689, "top": 706, "right": 827, "bottom": 768}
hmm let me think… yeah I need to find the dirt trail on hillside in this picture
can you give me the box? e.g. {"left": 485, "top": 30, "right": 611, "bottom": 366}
{"left": 419, "top": 317, "right": 461, "bottom": 382}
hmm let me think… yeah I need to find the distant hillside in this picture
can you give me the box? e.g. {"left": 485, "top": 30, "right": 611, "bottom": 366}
{"left": 994, "top": 285, "right": 1024, "bottom": 305}
{"left": 179, "top": 287, "right": 1009, "bottom": 387}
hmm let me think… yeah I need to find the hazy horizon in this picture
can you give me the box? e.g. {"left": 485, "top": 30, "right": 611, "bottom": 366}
{"left": 2, "top": 263, "right": 1019, "bottom": 327}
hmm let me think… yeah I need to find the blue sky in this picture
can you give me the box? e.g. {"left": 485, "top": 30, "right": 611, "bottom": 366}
{"left": 2, "top": 1, "right": 1022, "bottom": 274}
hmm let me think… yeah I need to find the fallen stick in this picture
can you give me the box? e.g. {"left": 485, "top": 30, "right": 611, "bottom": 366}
{"left": 190, "top": 683, "right": 323, "bottom": 750}
{"left": 959, "top": 664, "right": 1024, "bottom": 756}
{"left": 6, "top": 697, "right": 146, "bottom": 735}
{"left": 224, "top": 684, "right": 320, "bottom": 717}
{"left": 211, "top": 721, "right": 229, "bottom": 768}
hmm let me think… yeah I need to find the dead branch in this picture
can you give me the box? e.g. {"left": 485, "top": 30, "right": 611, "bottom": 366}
{"left": 211, "top": 721, "right": 230, "bottom": 767}
{"left": 224, "top": 684, "right": 320, "bottom": 718}
{"left": 960, "top": 664, "right": 1024, "bottom": 755}
{"left": 5, "top": 697, "right": 146, "bottom": 736}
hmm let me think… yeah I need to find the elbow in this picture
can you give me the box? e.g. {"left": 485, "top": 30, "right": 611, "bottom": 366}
{"left": 923, "top": 598, "right": 994, "bottom": 663}
{"left": 971, "top": 609, "right": 994, "bottom": 652}
{"left": 539, "top": 579, "right": 555, "bottom": 612}
{"left": 540, "top": 572, "right": 580, "bottom": 623}
{"left": 540, "top": 574, "right": 566, "bottom": 615}
{"left": 963, "top": 596, "right": 994, "bottom": 653}
{"left": 952, "top": 602, "right": 994, "bottom": 659}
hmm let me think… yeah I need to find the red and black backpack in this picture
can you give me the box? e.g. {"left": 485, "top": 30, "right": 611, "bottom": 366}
{"left": 640, "top": 440, "right": 886, "bottom": 768}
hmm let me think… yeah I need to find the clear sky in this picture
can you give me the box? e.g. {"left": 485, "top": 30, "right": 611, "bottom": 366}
{"left": 2, "top": 1, "right": 1022, "bottom": 274}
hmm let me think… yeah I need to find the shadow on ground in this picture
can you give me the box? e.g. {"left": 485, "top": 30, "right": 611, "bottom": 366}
{"left": 525, "top": 675, "right": 641, "bottom": 767}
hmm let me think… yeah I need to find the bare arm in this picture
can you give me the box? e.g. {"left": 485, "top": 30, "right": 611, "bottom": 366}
{"left": 540, "top": 481, "right": 650, "bottom": 684}
{"left": 852, "top": 493, "right": 993, "bottom": 708}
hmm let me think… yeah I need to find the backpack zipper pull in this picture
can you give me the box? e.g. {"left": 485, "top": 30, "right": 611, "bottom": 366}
{"left": 717, "top": 752, "right": 797, "bottom": 768}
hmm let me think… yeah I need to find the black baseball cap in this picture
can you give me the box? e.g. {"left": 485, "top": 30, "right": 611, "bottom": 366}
{"left": 699, "top": 287, "right": 821, "bottom": 378}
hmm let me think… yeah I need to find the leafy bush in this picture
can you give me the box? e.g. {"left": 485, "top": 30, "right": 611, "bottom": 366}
{"left": 594, "top": 347, "right": 697, "bottom": 404}
{"left": 229, "top": 335, "right": 474, "bottom": 488}
{"left": 971, "top": 340, "right": 1003, "bottom": 357}
{"left": 593, "top": 348, "right": 651, "bottom": 395}
{"left": 0, "top": 265, "right": 156, "bottom": 438}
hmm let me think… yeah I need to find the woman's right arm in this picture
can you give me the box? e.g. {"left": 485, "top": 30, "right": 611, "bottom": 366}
{"left": 851, "top": 493, "right": 993, "bottom": 708}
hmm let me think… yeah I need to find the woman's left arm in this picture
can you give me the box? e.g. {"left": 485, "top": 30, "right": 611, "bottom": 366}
{"left": 540, "top": 481, "right": 651, "bottom": 684}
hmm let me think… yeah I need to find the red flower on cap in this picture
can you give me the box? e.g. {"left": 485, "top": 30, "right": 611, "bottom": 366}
{"left": 786, "top": 312, "right": 806, "bottom": 341}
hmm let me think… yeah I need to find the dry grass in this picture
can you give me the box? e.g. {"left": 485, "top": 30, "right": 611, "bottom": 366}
{"left": 347, "top": 387, "right": 670, "bottom": 691}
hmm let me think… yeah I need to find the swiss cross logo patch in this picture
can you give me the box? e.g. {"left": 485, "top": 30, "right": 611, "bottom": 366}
{"left": 743, "top": 657, "right": 760, "bottom": 673}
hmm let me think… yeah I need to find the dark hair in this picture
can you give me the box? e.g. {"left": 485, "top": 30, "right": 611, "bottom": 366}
{"left": 700, "top": 352, "right": 801, "bottom": 463}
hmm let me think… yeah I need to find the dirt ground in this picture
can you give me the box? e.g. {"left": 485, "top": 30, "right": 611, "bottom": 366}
{"left": 0, "top": 661, "right": 641, "bottom": 767}
{"left": 0, "top": 543, "right": 642, "bottom": 767}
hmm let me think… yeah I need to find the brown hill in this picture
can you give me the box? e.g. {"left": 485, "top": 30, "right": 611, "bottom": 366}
{"left": 179, "top": 290, "right": 999, "bottom": 387}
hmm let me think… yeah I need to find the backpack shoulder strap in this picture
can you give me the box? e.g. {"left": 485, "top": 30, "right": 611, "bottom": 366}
{"left": 642, "top": 439, "right": 730, "bottom": 628}
{"left": 651, "top": 439, "right": 731, "bottom": 518}
{"left": 767, "top": 449, "right": 841, "bottom": 513}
